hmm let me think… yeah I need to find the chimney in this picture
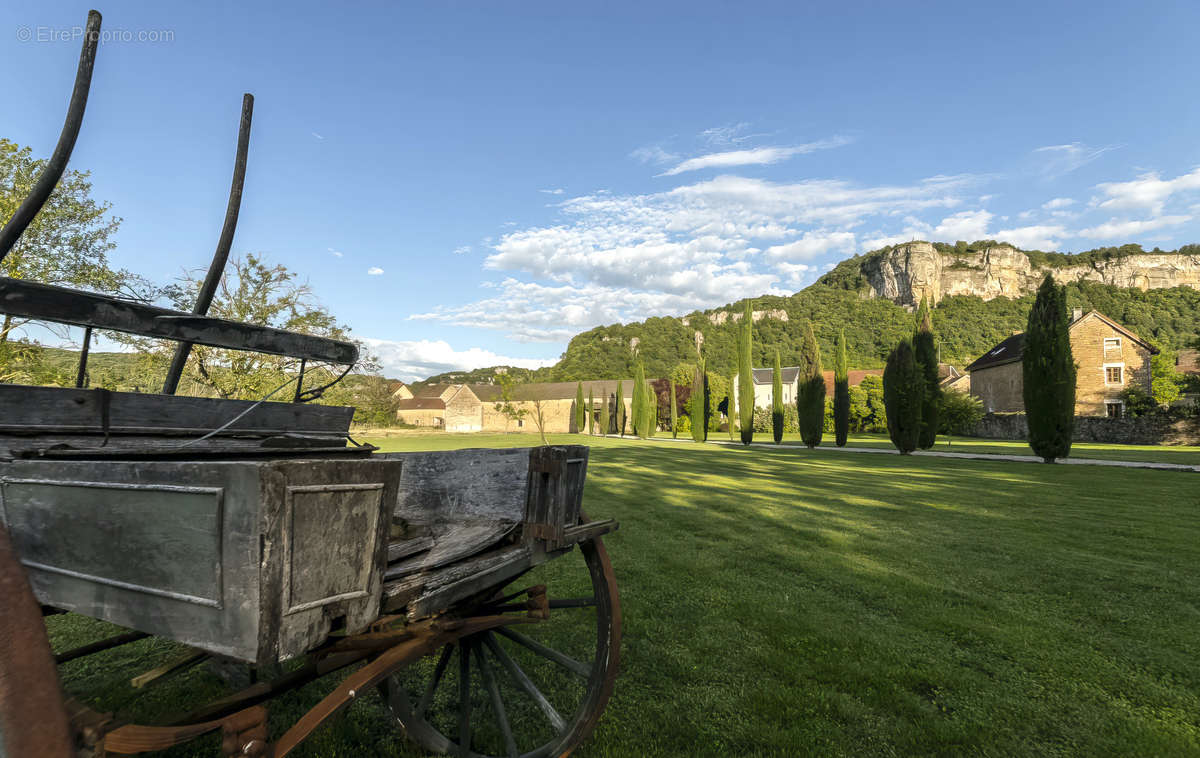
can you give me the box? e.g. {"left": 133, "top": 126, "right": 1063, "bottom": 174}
{"left": 1071, "top": 307, "right": 1083, "bottom": 322}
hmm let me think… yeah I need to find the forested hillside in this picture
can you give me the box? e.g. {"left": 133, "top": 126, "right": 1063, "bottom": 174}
{"left": 536, "top": 280, "right": 1200, "bottom": 381}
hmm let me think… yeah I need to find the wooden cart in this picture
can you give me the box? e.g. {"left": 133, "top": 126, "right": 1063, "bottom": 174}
{"left": 0, "top": 13, "right": 620, "bottom": 757}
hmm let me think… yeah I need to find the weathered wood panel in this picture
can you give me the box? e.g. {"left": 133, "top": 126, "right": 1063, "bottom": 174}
{"left": 0, "top": 384, "right": 354, "bottom": 436}
{"left": 0, "top": 457, "right": 402, "bottom": 664}
{"left": 0, "top": 277, "right": 358, "bottom": 363}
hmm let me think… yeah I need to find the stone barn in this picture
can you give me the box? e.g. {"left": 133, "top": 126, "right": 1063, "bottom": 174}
{"left": 967, "top": 309, "right": 1157, "bottom": 418}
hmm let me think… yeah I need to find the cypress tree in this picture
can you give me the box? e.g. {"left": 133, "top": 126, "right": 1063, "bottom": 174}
{"left": 670, "top": 380, "right": 678, "bottom": 439}
{"left": 727, "top": 372, "right": 737, "bottom": 442}
{"left": 738, "top": 301, "right": 755, "bottom": 445}
{"left": 771, "top": 349, "right": 784, "bottom": 443}
{"left": 690, "top": 361, "right": 707, "bottom": 443}
{"left": 642, "top": 379, "right": 657, "bottom": 437}
{"left": 587, "top": 388, "right": 594, "bottom": 435}
{"left": 913, "top": 298, "right": 941, "bottom": 449}
{"left": 703, "top": 372, "right": 711, "bottom": 440}
{"left": 574, "top": 381, "right": 586, "bottom": 434}
{"left": 616, "top": 381, "right": 626, "bottom": 436}
{"left": 600, "top": 391, "right": 610, "bottom": 436}
{"left": 797, "top": 321, "right": 825, "bottom": 448}
{"left": 1024, "top": 273, "right": 1076, "bottom": 463}
{"left": 631, "top": 362, "right": 645, "bottom": 437}
{"left": 883, "top": 338, "right": 923, "bottom": 454}
{"left": 833, "top": 329, "right": 850, "bottom": 447}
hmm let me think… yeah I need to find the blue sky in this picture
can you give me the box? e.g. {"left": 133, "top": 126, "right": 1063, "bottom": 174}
{"left": 4, "top": 1, "right": 1200, "bottom": 380}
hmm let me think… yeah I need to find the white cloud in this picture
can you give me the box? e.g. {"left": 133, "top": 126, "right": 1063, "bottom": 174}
{"left": 699, "top": 123, "right": 756, "bottom": 147}
{"left": 933, "top": 209, "right": 993, "bottom": 240}
{"left": 327, "top": 247, "right": 343, "bottom": 258}
{"left": 1043, "top": 197, "right": 1075, "bottom": 210}
{"left": 629, "top": 145, "right": 679, "bottom": 165}
{"left": 1076, "top": 214, "right": 1192, "bottom": 240}
{"left": 453, "top": 245, "right": 471, "bottom": 255}
{"left": 775, "top": 262, "right": 814, "bottom": 289}
{"left": 367, "top": 267, "right": 384, "bottom": 275}
{"left": 311, "top": 132, "right": 325, "bottom": 141}
{"left": 993, "top": 224, "right": 1068, "bottom": 250}
{"left": 1093, "top": 168, "right": 1200, "bottom": 215}
{"left": 659, "top": 136, "right": 854, "bottom": 176}
{"left": 357, "top": 337, "right": 557, "bottom": 382}
{"left": 1033, "top": 142, "right": 1118, "bottom": 178}
{"left": 764, "top": 231, "right": 856, "bottom": 261}
{"left": 539, "top": 188, "right": 564, "bottom": 195}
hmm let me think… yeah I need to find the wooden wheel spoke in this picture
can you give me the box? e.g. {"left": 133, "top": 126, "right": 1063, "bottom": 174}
{"left": 418, "top": 643, "right": 454, "bottom": 717}
{"left": 477, "top": 640, "right": 518, "bottom": 758}
{"left": 548, "top": 597, "right": 596, "bottom": 610}
{"left": 484, "top": 632, "right": 566, "bottom": 733}
{"left": 495, "top": 627, "right": 591, "bottom": 679}
{"left": 457, "top": 641, "right": 471, "bottom": 757}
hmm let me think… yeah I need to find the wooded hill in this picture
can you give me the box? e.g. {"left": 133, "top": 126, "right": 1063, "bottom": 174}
{"left": 531, "top": 278, "right": 1200, "bottom": 383}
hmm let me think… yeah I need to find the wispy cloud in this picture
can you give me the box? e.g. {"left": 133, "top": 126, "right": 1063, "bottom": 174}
{"left": 357, "top": 336, "right": 557, "bottom": 382}
{"left": 658, "top": 136, "right": 854, "bottom": 177}
{"left": 993, "top": 224, "right": 1068, "bottom": 250}
{"left": 1033, "top": 142, "right": 1118, "bottom": 178}
{"left": 699, "top": 122, "right": 770, "bottom": 148}
{"left": 327, "top": 247, "right": 343, "bottom": 258}
{"left": 629, "top": 145, "right": 679, "bottom": 165}
{"left": 1093, "top": 167, "right": 1200, "bottom": 215}
{"left": 539, "top": 188, "right": 564, "bottom": 195}
{"left": 311, "top": 131, "right": 325, "bottom": 141}
{"left": 367, "top": 266, "right": 384, "bottom": 275}
{"left": 453, "top": 245, "right": 471, "bottom": 255}
{"left": 1076, "top": 214, "right": 1192, "bottom": 239}
{"left": 1043, "top": 197, "right": 1075, "bottom": 210}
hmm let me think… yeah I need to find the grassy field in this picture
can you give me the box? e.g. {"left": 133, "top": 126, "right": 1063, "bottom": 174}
{"left": 50, "top": 433, "right": 1200, "bottom": 756}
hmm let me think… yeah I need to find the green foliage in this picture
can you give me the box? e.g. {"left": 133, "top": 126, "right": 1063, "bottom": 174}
{"left": 849, "top": 375, "right": 888, "bottom": 432}
{"left": 771, "top": 349, "right": 784, "bottom": 443}
{"left": 797, "top": 321, "right": 825, "bottom": 448}
{"left": 690, "top": 360, "right": 707, "bottom": 443}
{"left": 642, "top": 379, "right": 657, "bottom": 437}
{"left": 631, "top": 362, "right": 646, "bottom": 438}
{"left": 883, "top": 339, "right": 923, "bottom": 454}
{"left": 575, "top": 381, "right": 585, "bottom": 433}
{"left": 726, "top": 372, "right": 737, "bottom": 442}
{"left": 833, "top": 329, "right": 850, "bottom": 446}
{"left": 738, "top": 302, "right": 755, "bottom": 445}
{"left": 669, "top": 362, "right": 696, "bottom": 388}
{"left": 913, "top": 298, "right": 941, "bottom": 448}
{"left": 938, "top": 390, "right": 984, "bottom": 439}
{"left": 1023, "top": 275, "right": 1076, "bottom": 463}
{"left": 1120, "top": 384, "right": 1156, "bottom": 418}
{"left": 599, "top": 389, "right": 610, "bottom": 436}
{"left": 675, "top": 413, "right": 691, "bottom": 434}
{"left": 754, "top": 403, "right": 799, "bottom": 433}
{"left": 588, "top": 388, "right": 595, "bottom": 435}
{"left": 669, "top": 380, "right": 678, "bottom": 439}
{"left": 1149, "top": 342, "right": 1183, "bottom": 406}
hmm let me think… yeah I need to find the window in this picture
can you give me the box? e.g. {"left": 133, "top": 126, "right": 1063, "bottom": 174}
{"left": 517, "top": 419, "right": 523, "bottom": 428}
{"left": 1104, "top": 364, "right": 1123, "bottom": 384}
{"left": 1104, "top": 337, "right": 1121, "bottom": 351}
{"left": 1105, "top": 401, "right": 1123, "bottom": 419}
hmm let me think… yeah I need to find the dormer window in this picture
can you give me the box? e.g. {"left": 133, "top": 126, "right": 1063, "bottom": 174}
{"left": 1104, "top": 337, "right": 1121, "bottom": 355}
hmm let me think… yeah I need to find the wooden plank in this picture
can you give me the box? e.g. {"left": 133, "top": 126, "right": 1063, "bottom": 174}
{"left": 523, "top": 446, "right": 589, "bottom": 548}
{"left": 131, "top": 650, "right": 208, "bottom": 689}
{"left": 0, "top": 277, "right": 358, "bottom": 363}
{"left": 0, "top": 384, "right": 354, "bottom": 437}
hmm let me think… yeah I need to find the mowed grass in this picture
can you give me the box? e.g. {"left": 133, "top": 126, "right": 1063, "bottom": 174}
{"left": 826, "top": 432, "right": 1200, "bottom": 467}
{"left": 50, "top": 433, "right": 1200, "bottom": 757}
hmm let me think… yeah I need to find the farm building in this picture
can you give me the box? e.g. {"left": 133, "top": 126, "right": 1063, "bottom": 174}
{"left": 396, "top": 380, "right": 636, "bottom": 433}
{"left": 967, "top": 309, "right": 1157, "bottom": 418}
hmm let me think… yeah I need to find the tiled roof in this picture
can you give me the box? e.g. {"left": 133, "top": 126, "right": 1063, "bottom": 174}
{"left": 750, "top": 367, "right": 801, "bottom": 385}
{"left": 395, "top": 397, "right": 445, "bottom": 410}
{"left": 469, "top": 379, "right": 638, "bottom": 403}
{"left": 821, "top": 369, "right": 884, "bottom": 395}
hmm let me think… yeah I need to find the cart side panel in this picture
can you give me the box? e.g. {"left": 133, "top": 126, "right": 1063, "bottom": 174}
{"left": 0, "top": 460, "right": 264, "bottom": 661}
{"left": 258, "top": 458, "right": 403, "bottom": 664}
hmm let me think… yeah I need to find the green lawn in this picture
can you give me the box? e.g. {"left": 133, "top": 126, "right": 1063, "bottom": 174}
{"left": 50, "top": 433, "right": 1200, "bottom": 756}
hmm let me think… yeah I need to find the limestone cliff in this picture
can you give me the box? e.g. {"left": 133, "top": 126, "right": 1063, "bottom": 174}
{"left": 824, "top": 241, "right": 1200, "bottom": 307}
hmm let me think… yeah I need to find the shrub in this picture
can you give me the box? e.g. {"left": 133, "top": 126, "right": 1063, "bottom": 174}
{"left": 1120, "top": 384, "right": 1156, "bottom": 417}
{"left": 938, "top": 390, "right": 984, "bottom": 440}
{"left": 1023, "top": 274, "right": 1076, "bottom": 462}
{"left": 883, "top": 339, "right": 923, "bottom": 454}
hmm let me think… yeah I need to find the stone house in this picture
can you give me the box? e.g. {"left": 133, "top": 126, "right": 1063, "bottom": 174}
{"left": 473, "top": 380, "right": 635, "bottom": 434}
{"left": 394, "top": 384, "right": 485, "bottom": 431}
{"left": 966, "top": 309, "right": 1157, "bottom": 418}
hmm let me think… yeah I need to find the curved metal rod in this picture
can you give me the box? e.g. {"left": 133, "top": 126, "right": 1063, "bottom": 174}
{"left": 0, "top": 10, "right": 102, "bottom": 263}
{"left": 162, "top": 93, "right": 254, "bottom": 394}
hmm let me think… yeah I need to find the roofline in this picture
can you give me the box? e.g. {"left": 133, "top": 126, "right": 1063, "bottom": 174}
{"left": 1072, "top": 310, "right": 1159, "bottom": 354}
{"left": 965, "top": 355, "right": 1022, "bottom": 372}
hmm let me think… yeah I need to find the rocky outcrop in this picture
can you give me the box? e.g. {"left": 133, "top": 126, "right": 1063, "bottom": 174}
{"left": 694, "top": 309, "right": 790, "bottom": 326}
{"left": 857, "top": 242, "right": 1200, "bottom": 307}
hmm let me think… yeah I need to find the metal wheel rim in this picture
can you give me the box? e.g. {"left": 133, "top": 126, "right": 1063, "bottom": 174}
{"left": 382, "top": 534, "right": 620, "bottom": 758}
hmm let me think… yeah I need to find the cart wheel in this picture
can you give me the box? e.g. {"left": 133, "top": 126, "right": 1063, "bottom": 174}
{"left": 381, "top": 534, "right": 620, "bottom": 758}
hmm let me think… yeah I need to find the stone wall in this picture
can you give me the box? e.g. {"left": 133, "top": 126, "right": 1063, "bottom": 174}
{"left": 969, "top": 412, "right": 1200, "bottom": 445}
{"left": 970, "top": 361, "right": 1024, "bottom": 413}
{"left": 444, "top": 387, "right": 482, "bottom": 432}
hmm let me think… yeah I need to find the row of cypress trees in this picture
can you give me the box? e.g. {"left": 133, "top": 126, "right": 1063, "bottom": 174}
{"left": 882, "top": 297, "right": 943, "bottom": 454}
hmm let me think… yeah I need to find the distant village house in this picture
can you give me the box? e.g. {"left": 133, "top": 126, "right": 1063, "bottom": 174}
{"left": 394, "top": 380, "right": 635, "bottom": 433}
